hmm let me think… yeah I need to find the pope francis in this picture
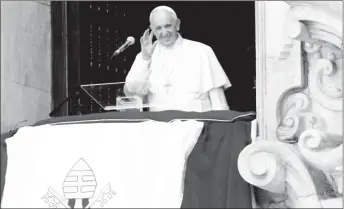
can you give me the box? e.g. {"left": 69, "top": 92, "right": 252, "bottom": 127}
{"left": 124, "top": 5, "right": 232, "bottom": 112}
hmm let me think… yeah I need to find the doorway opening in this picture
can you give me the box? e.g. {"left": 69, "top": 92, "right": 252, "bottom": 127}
{"left": 168, "top": 2, "right": 256, "bottom": 112}
{"left": 51, "top": 1, "right": 256, "bottom": 115}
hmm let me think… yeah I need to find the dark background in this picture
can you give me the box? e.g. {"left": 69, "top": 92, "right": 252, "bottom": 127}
{"left": 51, "top": 1, "right": 256, "bottom": 116}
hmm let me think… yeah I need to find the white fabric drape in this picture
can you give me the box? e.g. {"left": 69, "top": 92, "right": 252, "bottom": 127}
{"left": 2, "top": 120, "right": 204, "bottom": 208}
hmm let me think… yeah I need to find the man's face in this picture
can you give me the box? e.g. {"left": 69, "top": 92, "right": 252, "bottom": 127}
{"left": 150, "top": 10, "right": 180, "bottom": 47}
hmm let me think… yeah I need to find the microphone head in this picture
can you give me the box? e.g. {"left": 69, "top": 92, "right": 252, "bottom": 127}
{"left": 127, "top": 36, "right": 135, "bottom": 45}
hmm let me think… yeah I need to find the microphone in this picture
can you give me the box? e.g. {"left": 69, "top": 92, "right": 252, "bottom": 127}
{"left": 110, "top": 36, "right": 135, "bottom": 59}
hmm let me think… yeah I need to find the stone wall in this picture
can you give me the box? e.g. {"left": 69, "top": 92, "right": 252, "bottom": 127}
{"left": 1, "top": 1, "right": 52, "bottom": 133}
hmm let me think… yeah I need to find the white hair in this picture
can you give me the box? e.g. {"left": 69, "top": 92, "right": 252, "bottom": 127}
{"left": 149, "top": 6, "right": 178, "bottom": 23}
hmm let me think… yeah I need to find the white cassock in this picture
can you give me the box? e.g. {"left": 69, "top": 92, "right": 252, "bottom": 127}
{"left": 125, "top": 34, "right": 231, "bottom": 112}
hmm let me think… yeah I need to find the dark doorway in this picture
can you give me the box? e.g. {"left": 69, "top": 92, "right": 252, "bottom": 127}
{"left": 51, "top": 1, "right": 256, "bottom": 116}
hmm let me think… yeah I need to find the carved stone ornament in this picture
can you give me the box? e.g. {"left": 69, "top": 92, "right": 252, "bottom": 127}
{"left": 238, "top": 140, "right": 322, "bottom": 208}
{"left": 238, "top": 1, "right": 343, "bottom": 208}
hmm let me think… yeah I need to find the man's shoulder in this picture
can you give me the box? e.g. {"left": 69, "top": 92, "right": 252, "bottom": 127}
{"left": 182, "top": 38, "right": 212, "bottom": 51}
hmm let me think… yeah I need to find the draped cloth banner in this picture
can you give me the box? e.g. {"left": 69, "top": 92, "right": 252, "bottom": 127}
{"left": 1, "top": 120, "right": 204, "bottom": 208}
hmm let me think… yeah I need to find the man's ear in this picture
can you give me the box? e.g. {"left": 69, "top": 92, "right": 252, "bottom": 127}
{"left": 176, "top": 18, "right": 181, "bottom": 31}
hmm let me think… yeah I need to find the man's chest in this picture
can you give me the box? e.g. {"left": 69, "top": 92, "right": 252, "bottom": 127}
{"left": 149, "top": 52, "right": 201, "bottom": 85}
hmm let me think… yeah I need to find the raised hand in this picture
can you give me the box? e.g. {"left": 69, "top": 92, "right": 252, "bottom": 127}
{"left": 140, "top": 29, "right": 158, "bottom": 60}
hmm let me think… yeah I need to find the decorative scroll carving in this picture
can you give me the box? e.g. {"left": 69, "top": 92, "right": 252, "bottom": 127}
{"left": 305, "top": 42, "right": 343, "bottom": 111}
{"left": 286, "top": 21, "right": 311, "bottom": 42}
{"left": 264, "top": 37, "right": 305, "bottom": 145}
{"left": 277, "top": 93, "right": 306, "bottom": 141}
{"left": 276, "top": 4, "right": 342, "bottom": 136}
{"left": 298, "top": 129, "right": 343, "bottom": 197}
{"left": 277, "top": 3, "right": 343, "bottom": 205}
{"left": 276, "top": 42, "right": 342, "bottom": 141}
{"left": 304, "top": 21, "right": 342, "bottom": 48}
{"left": 240, "top": 1, "right": 343, "bottom": 208}
{"left": 276, "top": 92, "right": 325, "bottom": 142}
{"left": 283, "top": 7, "right": 343, "bottom": 203}
{"left": 237, "top": 141, "right": 321, "bottom": 208}
{"left": 298, "top": 129, "right": 342, "bottom": 172}
{"left": 285, "top": 2, "right": 342, "bottom": 43}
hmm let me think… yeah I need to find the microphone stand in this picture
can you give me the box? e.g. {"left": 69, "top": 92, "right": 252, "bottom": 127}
{"left": 49, "top": 86, "right": 82, "bottom": 117}
{"left": 49, "top": 40, "right": 135, "bottom": 117}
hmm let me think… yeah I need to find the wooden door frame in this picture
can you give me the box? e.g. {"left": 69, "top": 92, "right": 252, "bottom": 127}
{"left": 51, "top": 1, "right": 81, "bottom": 116}
{"left": 52, "top": 1, "right": 257, "bottom": 116}
{"left": 51, "top": 1, "right": 67, "bottom": 116}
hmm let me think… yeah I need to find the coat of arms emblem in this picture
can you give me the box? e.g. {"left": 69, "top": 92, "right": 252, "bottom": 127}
{"left": 41, "top": 158, "right": 116, "bottom": 208}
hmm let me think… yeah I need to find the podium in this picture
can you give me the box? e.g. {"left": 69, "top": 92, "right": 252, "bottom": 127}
{"left": 49, "top": 80, "right": 169, "bottom": 116}
{"left": 80, "top": 81, "right": 152, "bottom": 112}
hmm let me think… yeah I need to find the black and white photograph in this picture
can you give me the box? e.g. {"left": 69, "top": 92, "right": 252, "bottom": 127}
{"left": 0, "top": 1, "right": 343, "bottom": 208}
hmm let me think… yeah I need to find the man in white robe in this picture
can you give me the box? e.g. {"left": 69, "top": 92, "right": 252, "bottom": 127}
{"left": 124, "top": 6, "right": 231, "bottom": 112}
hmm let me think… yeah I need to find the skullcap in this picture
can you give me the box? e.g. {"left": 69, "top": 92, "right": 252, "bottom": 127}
{"left": 149, "top": 6, "right": 178, "bottom": 21}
